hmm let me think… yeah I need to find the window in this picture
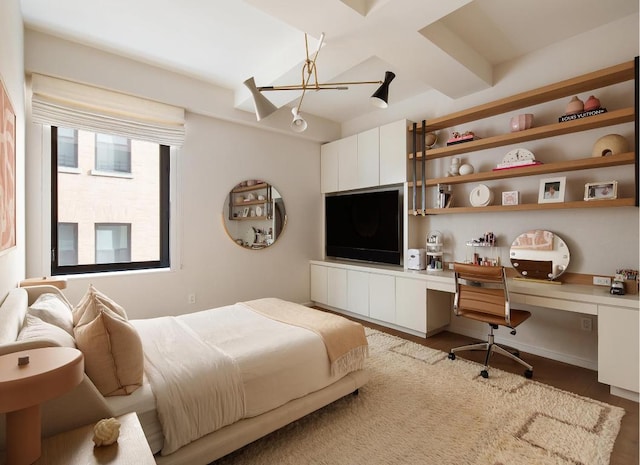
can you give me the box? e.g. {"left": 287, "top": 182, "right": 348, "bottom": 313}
{"left": 57, "top": 128, "right": 78, "bottom": 168}
{"left": 51, "top": 126, "right": 169, "bottom": 275}
{"left": 95, "top": 224, "right": 131, "bottom": 263}
{"left": 57, "top": 223, "right": 78, "bottom": 266}
{"left": 95, "top": 133, "right": 131, "bottom": 173}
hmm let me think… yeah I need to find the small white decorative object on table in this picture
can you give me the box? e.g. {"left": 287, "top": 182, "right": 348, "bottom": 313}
{"left": 93, "top": 417, "right": 121, "bottom": 447}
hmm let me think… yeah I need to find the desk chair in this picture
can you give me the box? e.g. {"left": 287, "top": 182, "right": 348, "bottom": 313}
{"left": 447, "top": 263, "right": 533, "bottom": 379}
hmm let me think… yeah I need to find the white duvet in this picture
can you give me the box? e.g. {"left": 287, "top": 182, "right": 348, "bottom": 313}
{"left": 132, "top": 303, "right": 344, "bottom": 456}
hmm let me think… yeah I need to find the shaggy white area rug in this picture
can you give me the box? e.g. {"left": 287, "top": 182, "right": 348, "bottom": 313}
{"left": 213, "top": 328, "right": 624, "bottom": 465}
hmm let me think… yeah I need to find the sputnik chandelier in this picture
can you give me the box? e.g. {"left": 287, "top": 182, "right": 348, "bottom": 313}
{"left": 244, "top": 32, "right": 395, "bottom": 132}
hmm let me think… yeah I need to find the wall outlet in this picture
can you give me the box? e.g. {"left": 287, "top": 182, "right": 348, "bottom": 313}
{"left": 580, "top": 317, "right": 593, "bottom": 332}
{"left": 188, "top": 293, "right": 196, "bottom": 304}
{"left": 448, "top": 262, "right": 454, "bottom": 270}
{"left": 593, "top": 276, "right": 611, "bottom": 286}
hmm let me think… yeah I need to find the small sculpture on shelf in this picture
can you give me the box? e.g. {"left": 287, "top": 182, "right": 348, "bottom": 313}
{"left": 446, "top": 131, "right": 477, "bottom": 146}
{"left": 559, "top": 95, "right": 607, "bottom": 122}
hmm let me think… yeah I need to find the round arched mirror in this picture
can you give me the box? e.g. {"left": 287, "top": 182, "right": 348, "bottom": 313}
{"left": 222, "top": 180, "right": 287, "bottom": 249}
{"left": 509, "top": 230, "right": 570, "bottom": 281}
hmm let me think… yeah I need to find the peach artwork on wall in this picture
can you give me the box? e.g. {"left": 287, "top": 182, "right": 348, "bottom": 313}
{"left": 0, "top": 76, "right": 16, "bottom": 254}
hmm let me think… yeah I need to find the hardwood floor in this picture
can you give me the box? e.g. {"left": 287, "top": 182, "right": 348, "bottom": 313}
{"left": 350, "top": 316, "right": 639, "bottom": 465}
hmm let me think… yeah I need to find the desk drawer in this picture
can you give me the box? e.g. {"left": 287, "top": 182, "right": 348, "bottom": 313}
{"left": 525, "top": 295, "right": 597, "bottom": 315}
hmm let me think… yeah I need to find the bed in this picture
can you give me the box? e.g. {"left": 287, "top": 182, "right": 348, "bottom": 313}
{"left": 0, "top": 285, "right": 369, "bottom": 465}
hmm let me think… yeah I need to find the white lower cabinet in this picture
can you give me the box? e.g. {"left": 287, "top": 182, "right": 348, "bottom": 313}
{"left": 598, "top": 305, "right": 639, "bottom": 393}
{"left": 310, "top": 262, "right": 438, "bottom": 336}
{"left": 327, "top": 267, "right": 347, "bottom": 310}
{"left": 395, "top": 277, "right": 427, "bottom": 333}
{"left": 347, "top": 270, "right": 369, "bottom": 317}
{"left": 310, "top": 264, "right": 328, "bottom": 305}
{"left": 369, "top": 273, "right": 396, "bottom": 323}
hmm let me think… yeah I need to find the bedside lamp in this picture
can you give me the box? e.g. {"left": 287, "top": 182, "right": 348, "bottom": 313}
{"left": 0, "top": 347, "right": 84, "bottom": 465}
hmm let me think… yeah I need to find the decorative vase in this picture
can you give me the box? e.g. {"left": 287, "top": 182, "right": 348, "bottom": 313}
{"left": 565, "top": 96, "right": 584, "bottom": 115}
{"left": 584, "top": 95, "right": 601, "bottom": 111}
{"left": 509, "top": 114, "right": 534, "bottom": 132}
{"left": 448, "top": 158, "right": 460, "bottom": 176}
{"left": 458, "top": 163, "right": 474, "bottom": 176}
{"left": 424, "top": 132, "right": 437, "bottom": 148}
{"left": 592, "top": 134, "right": 629, "bottom": 157}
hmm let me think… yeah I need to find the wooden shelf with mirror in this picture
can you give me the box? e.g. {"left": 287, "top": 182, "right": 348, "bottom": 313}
{"left": 407, "top": 58, "right": 638, "bottom": 215}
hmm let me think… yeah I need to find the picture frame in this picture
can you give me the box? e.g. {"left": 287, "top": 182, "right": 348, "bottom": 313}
{"left": 538, "top": 176, "right": 566, "bottom": 204}
{"left": 501, "top": 191, "right": 519, "bottom": 206}
{"left": 584, "top": 181, "right": 618, "bottom": 201}
{"left": 0, "top": 75, "right": 16, "bottom": 255}
{"left": 242, "top": 206, "right": 250, "bottom": 217}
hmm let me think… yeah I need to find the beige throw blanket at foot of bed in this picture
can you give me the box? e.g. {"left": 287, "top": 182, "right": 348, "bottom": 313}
{"left": 240, "top": 298, "right": 369, "bottom": 376}
{"left": 134, "top": 317, "right": 246, "bottom": 456}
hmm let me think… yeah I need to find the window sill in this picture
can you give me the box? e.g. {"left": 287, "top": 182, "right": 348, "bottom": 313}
{"left": 58, "top": 167, "right": 81, "bottom": 174}
{"left": 90, "top": 169, "right": 134, "bottom": 179}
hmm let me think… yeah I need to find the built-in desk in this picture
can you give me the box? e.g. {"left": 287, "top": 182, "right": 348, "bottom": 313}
{"left": 310, "top": 260, "right": 639, "bottom": 401}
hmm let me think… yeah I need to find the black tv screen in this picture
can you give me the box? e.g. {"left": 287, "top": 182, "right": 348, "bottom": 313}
{"left": 325, "top": 187, "right": 403, "bottom": 265}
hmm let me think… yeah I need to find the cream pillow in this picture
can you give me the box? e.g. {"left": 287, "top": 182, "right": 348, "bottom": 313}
{"left": 74, "top": 308, "right": 143, "bottom": 396}
{"left": 18, "top": 313, "right": 76, "bottom": 348}
{"left": 28, "top": 293, "right": 74, "bottom": 335}
{"left": 73, "top": 284, "right": 128, "bottom": 327}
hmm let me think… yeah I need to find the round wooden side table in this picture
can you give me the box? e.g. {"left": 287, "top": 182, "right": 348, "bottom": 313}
{"left": 0, "top": 347, "right": 84, "bottom": 465}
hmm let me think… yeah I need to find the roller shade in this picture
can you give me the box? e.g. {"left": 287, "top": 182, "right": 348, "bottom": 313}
{"left": 31, "top": 74, "right": 185, "bottom": 146}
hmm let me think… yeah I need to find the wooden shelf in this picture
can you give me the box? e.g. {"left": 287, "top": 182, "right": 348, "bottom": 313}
{"left": 409, "top": 107, "right": 634, "bottom": 160}
{"left": 407, "top": 58, "right": 637, "bottom": 216}
{"left": 231, "top": 216, "right": 268, "bottom": 221}
{"left": 231, "top": 182, "right": 268, "bottom": 193}
{"left": 233, "top": 199, "right": 267, "bottom": 206}
{"left": 408, "top": 60, "right": 635, "bottom": 132}
{"left": 410, "top": 198, "right": 636, "bottom": 215}
{"left": 408, "top": 152, "right": 635, "bottom": 188}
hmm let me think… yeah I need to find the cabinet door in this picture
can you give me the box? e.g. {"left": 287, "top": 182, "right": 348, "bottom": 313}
{"left": 347, "top": 270, "right": 369, "bottom": 317}
{"left": 338, "top": 135, "right": 358, "bottom": 191}
{"left": 395, "top": 277, "right": 427, "bottom": 333}
{"left": 598, "top": 305, "right": 639, "bottom": 392}
{"left": 379, "top": 119, "right": 407, "bottom": 185}
{"left": 310, "top": 265, "right": 328, "bottom": 305}
{"left": 327, "top": 267, "right": 348, "bottom": 310}
{"left": 357, "top": 127, "right": 379, "bottom": 188}
{"left": 369, "top": 273, "right": 395, "bottom": 323}
{"left": 320, "top": 141, "right": 339, "bottom": 193}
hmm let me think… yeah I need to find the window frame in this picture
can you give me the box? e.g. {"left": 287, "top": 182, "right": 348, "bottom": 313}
{"left": 51, "top": 126, "right": 170, "bottom": 275}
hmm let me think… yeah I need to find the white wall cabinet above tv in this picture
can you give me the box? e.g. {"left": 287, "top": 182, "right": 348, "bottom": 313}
{"left": 320, "top": 119, "right": 409, "bottom": 193}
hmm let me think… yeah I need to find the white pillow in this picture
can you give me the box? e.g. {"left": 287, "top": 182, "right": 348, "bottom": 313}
{"left": 74, "top": 308, "right": 143, "bottom": 396}
{"left": 73, "top": 284, "right": 128, "bottom": 327}
{"left": 18, "top": 313, "right": 76, "bottom": 348}
{"left": 28, "top": 293, "right": 74, "bottom": 336}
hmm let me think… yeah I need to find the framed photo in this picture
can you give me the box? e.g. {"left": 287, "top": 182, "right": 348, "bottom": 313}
{"left": 242, "top": 206, "right": 250, "bottom": 217}
{"left": 0, "top": 75, "right": 16, "bottom": 255}
{"left": 501, "top": 191, "right": 519, "bottom": 206}
{"left": 538, "top": 176, "right": 566, "bottom": 204}
{"left": 584, "top": 181, "right": 617, "bottom": 201}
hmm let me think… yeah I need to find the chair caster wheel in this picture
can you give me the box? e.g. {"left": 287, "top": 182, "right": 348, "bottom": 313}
{"left": 448, "top": 352, "right": 456, "bottom": 360}
{"left": 524, "top": 370, "right": 533, "bottom": 379}
{"left": 480, "top": 370, "right": 489, "bottom": 378}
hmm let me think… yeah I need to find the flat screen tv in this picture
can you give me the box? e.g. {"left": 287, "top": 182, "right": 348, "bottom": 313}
{"left": 325, "top": 187, "right": 403, "bottom": 266}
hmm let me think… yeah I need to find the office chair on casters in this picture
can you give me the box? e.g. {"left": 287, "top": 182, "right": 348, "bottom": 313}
{"left": 447, "top": 263, "right": 533, "bottom": 379}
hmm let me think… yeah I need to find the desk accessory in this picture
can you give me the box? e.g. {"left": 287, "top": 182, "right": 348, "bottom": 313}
{"left": 407, "top": 249, "right": 426, "bottom": 270}
{"left": 426, "top": 231, "right": 444, "bottom": 270}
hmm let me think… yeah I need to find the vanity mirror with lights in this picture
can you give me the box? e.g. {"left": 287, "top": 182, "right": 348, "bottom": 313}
{"left": 509, "top": 230, "right": 570, "bottom": 282}
{"left": 223, "top": 180, "right": 287, "bottom": 249}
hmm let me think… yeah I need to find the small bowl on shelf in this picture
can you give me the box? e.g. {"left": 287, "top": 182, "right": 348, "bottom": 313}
{"left": 509, "top": 114, "right": 534, "bottom": 132}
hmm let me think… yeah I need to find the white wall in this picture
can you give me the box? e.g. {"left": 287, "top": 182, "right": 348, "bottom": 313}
{"left": 24, "top": 33, "right": 323, "bottom": 318}
{"left": 0, "top": 0, "right": 25, "bottom": 303}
